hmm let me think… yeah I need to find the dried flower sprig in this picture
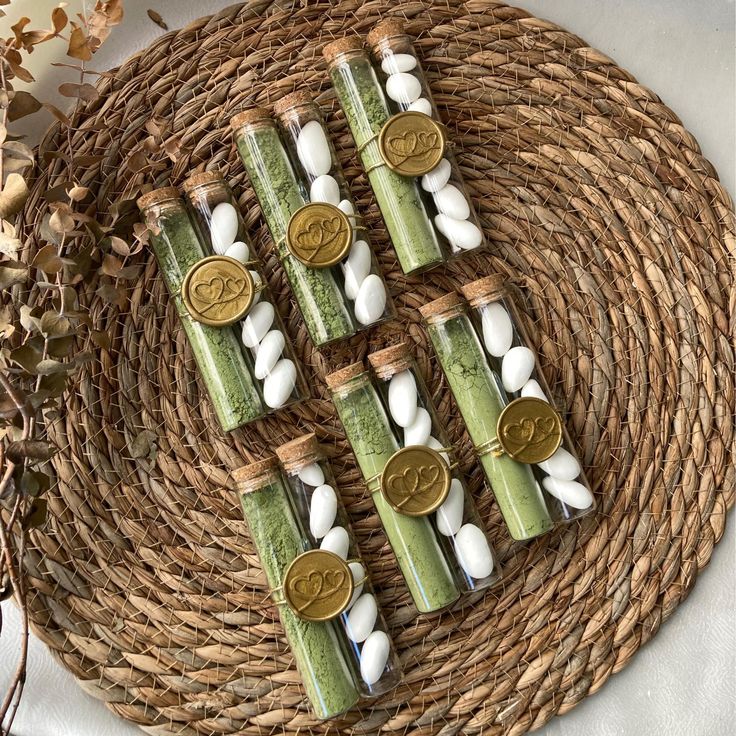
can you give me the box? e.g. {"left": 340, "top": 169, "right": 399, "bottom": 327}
{"left": 0, "top": 3, "right": 124, "bottom": 734}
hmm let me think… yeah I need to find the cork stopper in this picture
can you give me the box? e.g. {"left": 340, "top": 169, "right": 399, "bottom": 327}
{"left": 275, "top": 433, "right": 324, "bottom": 474}
{"left": 136, "top": 186, "right": 180, "bottom": 211}
{"left": 367, "top": 18, "right": 408, "bottom": 49}
{"left": 181, "top": 170, "right": 224, "bottom": 193}
{"left": 229, "top": 106, "right": 271, "bottom": 131}
{"left": 460, "top": 275, "right": 510, "bottom": 308}
{"left": 322, "top": 36, "right": 365, "bottom": 65}
{"left": 368, "top": 343, "right": 414, "bottom": 380}
{"left": 232, "top": 456, "right": 280, "bottom": 490}
{"left": 418, "top": 292, "right": 466, "bottom": 325}
{"left": 273, "top": 90, "right": 317, "bottom": 118}
{"left": 324, "top": 361, "right": 368, "bottom": 391}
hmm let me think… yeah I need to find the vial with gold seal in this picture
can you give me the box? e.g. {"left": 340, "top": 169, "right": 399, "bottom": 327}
{"left": 366, "top": 19, "right": 486, "bottom": 257}
{"left": 275, "top": 433, "right": 401, "bottom": 696}
{"left": 230, "top": 107, "right": 357, "bottom": 347}
{"left": 233, "top": 456, "right": 360, "bottom": 719}
{"left": 326, "top": 362, "right": 463, "bottom": 614}
{"left": 137, "top": 187, "right": 266, "bottom": 431}
{"left": 459, "top": 276, "right": 595, "bottom": 521}
{"left": 367, "top": 344, "right": 499, "bottom": 591}
{"left": 273, "top": 91, "right": 395, "bottom": 328}
{"left": 182, "top": 170, "right": 307, "bottom": 410}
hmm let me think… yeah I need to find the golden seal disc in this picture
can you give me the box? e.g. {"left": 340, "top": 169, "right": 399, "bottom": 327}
{"left": 282, "top": 549, "right": 354, "bottom": 622}
{"left": 381, "top": 445, "right": 451, "bottom": 516}
{"left": 181, "top": 255, "right": 254, "bottom": 327}
{"left": 378, "top": 111, "right": 446, "bottom": 176}
{"left": 285, "top": 202, "right": 353, "bottom": 268}
{"left": 496, "top": 397, "right": 563, "bottom": 464}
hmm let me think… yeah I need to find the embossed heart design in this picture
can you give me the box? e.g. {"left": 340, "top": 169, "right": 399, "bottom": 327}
{"left": 387, "top": 466, "right": 421, "bottom": 502}
{"left": 386, "top": 130, "right": 418, "bottom": 159}
{"left": 418, "top": 464, "right": 441, "bottom": 488}
{"left": 416, "top": 131, "right": 438, "bottom": 151}
{"left": 193, "top": 275, "right": 226, "bottom": 304}
{"left": 290, "top": 568, "right": 347, "bottom": 613}
{"left": 535, "top": 416, "right": 556, "bottom": 439}
{"left": 295, "top": 216, "right": 346, "bottom": 260}
{"left": 505, "top": 417, "right": 537, "bottom": 444}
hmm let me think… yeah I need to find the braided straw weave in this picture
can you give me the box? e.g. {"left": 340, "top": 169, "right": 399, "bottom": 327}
{"left": 11, "top": 1, "right": 734, "bottom": 734}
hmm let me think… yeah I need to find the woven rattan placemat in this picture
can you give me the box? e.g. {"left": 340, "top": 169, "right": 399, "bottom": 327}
{"left": 14, "top": 1, "right": 734, "bottom": 734}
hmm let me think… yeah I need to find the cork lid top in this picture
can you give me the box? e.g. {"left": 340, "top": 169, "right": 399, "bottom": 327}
{"left": 273, "top": 90, "right": 317, "bottom": 117}
{"left": 231, "top": 456, "right": 280, "bottom": 485}
{"left": 181, "top": 170, "right": 224, "bottom": 193}
{"left": 367, "top": 18, "right": 407, "bottom": 48}
{"left": 136, "top": 186, "right": 180, "bottom": 211}
{"left": 229, "top": 106, "right": 271, "bottom": 130}
{"left": 367, "top": 343, "right": 414, "bottom": 379}
{"left": 275, "top": 433, "right": 323, "bottom": 472}
{"left": 460, "top": 275, "right": 509, "bottom": 307}
{"left": 324, "top": 361, "right": 368, "bottom": 390}
{"left": 417, "top": 291, "right": 465, "bottom": 322}
{"left": 322, "top": 36, "right": 364, "bottom": 64}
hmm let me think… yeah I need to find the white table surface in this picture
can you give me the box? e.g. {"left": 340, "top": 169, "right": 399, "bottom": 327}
{"left": 1, "top": 2, "right": 734, "bottom": 735}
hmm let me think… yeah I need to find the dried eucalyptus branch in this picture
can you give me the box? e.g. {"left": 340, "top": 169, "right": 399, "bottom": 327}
{"left": 0, "top": 3, "right": 124, "bottom": 734}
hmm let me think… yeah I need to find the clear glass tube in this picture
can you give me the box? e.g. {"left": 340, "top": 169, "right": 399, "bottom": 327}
{"left": 274, "top": 92, "right": 395, "bottom": 329}
{"left": 275, "top": 434, "right": 401, "bottom": 697}
{"left": 324, "top": 38, "right": 447, "bottom": 274}
{"left": 326, "top": 363, "right": 461, "bottom": 613}
{"left": 137, "top": 188, "right": 265, "bottom": 431}
{"left": 368, "top": 345, "right": 500, "bottom": 591}
{"left": 183, "top": 171, "right": 308, "bottom": 410}
{"left": 460, "top": 276, "right": 596, "bottom": 522}
{"left": 230, "top": 109, "right": 357, "bottom": 347}
{"left": 234, "top": 458, "right": 360, "bottom": 719}
{"left": 367, "top": 19, "right": 486, "bottom": 259}
{"left": 420, "top": 293, "right": 555, "bottom": 541}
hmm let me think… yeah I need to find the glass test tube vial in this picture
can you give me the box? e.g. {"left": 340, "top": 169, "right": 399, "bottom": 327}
{"left": 460, "top": 276, "right": 595, "bottom": 519}
{"left": 137, "top": 187, "right": 265, "bottom": 431}
{"left": 367, "top": 343, "right": 500, "bottom": 591}
{"left": 326, "top": 362, "right": 461, "bottom": 613}
{"left": 419, "top": 293, "right": 555, "bottom": 541}
{"left": 233, "top": 457, "right": 360, "bottom": 720}
{"left": 275, "top": 433, "right": 401, "bottom": 697}
{"left": 273, "top": 91, "right": 395, "bottom": 329}
{"left": 367, "top": 19, "right": 485, "bottom": 257}
{"left": 230, "top": 108, "right": 356, "bottom": 347}
{"left": 183, "top": 171, "right": 308, "bottom": 410}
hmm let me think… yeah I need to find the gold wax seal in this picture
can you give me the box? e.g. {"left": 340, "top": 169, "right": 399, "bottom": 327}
{"left": 381, "top": 445, "right": 451, "bottom": 516}
{"left": 378, "top": 111, "right": 446, "bottom": 176}
{"left": 286, "top": 202, "right": 353, "bottom": 268}
{"left": 283, "top": 549, "right": 354, "bottom": 622}
{"left": 181, "top": 255, "right": 254, "bottom": 327}
{"left": 496, "top": 397, "right": 563, "bottom": 464}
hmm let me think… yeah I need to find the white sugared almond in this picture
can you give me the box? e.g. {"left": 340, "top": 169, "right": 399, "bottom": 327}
{"left": 542, "top": 476, "right": 593, "bottom": 509}
{"left": 403, "top": 407, "right": 432, "bottom": 446}
{"left": 309, "top": 483, "right": 338, "bottom": 539}
{"left": 481, "top": 302, "right": 514, "bottom": 357}
{"left": 521, "top": 379, "right": 548, "bottom": 402}
{"left": 298, "top": 462, "right": 324, "bottom": 487}
{"left": 360, "top": 630, "right": 390, "bottom": 686}
{"left": 381, "top": 53, "right": 417, "bottom": 74}
{"left": 342, "top": 240, "right": 371, "bottom": 300}
{"left": 263, "top": 358, "right": 296, "bottom": 408}
{"left": 434, "top": 213, "right": 483, "bottom": 250}
{"left": 224, "top": 241, "right": 250, "bottom": 262}
{"left": 241, "top": 301, "right": 275, "bottom": 348}
{"left": 538, "top": 447, "right": 581, "bottom": 482}
{"left": 354, "top": 274, "right": 387, "bottom": 325}
{"left": 320, "top": 526, "right": 350, "bottom": 559}
{"left": 433, "top": 183, "right": 470, "bottom": 220}
{"left": 210, "top": 202, "right": 239, "bottom": 254}
{"left": 296, "top": 120, "right": 332, "bottom": 178}
{"left": 408, "top": 97, "right": 432, "bottom": 116}
{"left": 347, "top": 561, "right": 365, "bottom": 609}
{"left": 454, "top": 523, "right": 494, "bottom": 579}
{"left": 310, "top": 174, "right": 340, "bottom": 205}
{"left": 253, "top": 329, "right": 285, "bottom": 379}
{"left": 436, "top": 478, "right": 464, "bottom": 536}
{"left": 501, "top": 346, "right": 535, "bottom": 393}
{"left": 388, "top": 370, "right": 418, "bottom": 428}
{"left": 346, "top": 593, "right": 377, "bottom": 643}
{"left": 421, "top": 158, "right": 452, "bottom": 192}
{"left": 385, "top": 72, "right": 422, "bottom": 104}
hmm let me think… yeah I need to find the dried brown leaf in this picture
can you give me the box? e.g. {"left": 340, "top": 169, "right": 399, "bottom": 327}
{"left": 51, "top": 6, "right": 68, "bottom": 33}
{"left": 6, "top": 439, "right": 57, "bottom": 463}
{"left": 58, "top": 82, "right": 99, "bottom": 102}
{"left": 40, "top": 311, "right": 71, "bottom": 338}
{"left": 67, "top": 23, "right": 92, "bottom": 61}
{"left": 147, "top": 9, "right": 168, "bottom": 30}
{"left": 68, "top": 185, "right": 90, "bottom": 201}
{"left": 8, "top": 90, "right": 42, "bottom": 121}
{"left": 32, "top": 243, "right": 64, "bottom": 274}
{"left": 42, "top": 101, "right": 71, "bottom": 125}
{"left": 108, "top": 235, "right": 131, "bottom": 256}
{"left": 0, "top": 263, "right": 27, "bottom": 289}
{"left": 0, "top": 173, "right": 29, "bottom": 218}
